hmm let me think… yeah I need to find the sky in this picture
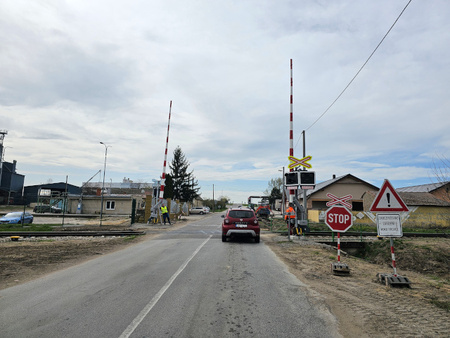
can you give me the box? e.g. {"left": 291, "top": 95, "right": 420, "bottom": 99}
{"left": 0, "top": 0, "right": 449, "bottom": 203}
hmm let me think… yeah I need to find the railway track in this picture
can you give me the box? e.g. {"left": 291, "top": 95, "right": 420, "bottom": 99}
{"left": 312, "top": 231, "right": 448, "bottom": 238}
{"left": 0, "top": 230, "right": 145, "bottom": 238}
{"left": 273, "top": 231, "right": 448, "bottom": 238}
{"left": 1, "top": 229, "right": 446, "bottom": 238}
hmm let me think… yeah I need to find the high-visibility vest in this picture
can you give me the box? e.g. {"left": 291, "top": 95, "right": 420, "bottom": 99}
{"left": 161, "top": 206, "right": 168, "bottom": 214}
{"left": 285, "top": 207, "right": 295, "bottom": 220}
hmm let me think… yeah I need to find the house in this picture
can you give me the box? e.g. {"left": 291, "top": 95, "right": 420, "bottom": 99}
{"left": 66, "top": 194, "right": 134, "bottom": 215}
{"left": 301, "top": 174, "right": 379, "bottom": 223}
{"left": 397, "top": 181, "right": 450, "bottom": 203}
{"left": 70, "top": 178, "right": 155, "bottom": 215}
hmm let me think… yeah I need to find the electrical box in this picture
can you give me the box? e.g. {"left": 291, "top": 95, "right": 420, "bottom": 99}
{"left": 299, "top": 171, "right": 315, "bottom": 186}
{"left": 285, "top": 172, "right": 299, "bottom": 186}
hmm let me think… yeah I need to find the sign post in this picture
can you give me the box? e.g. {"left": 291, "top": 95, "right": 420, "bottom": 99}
{"left": 325, "top": 197, "right": 353, "bottom": 275}
{"left": 370, "top": 179, "right": 411, "bottom": 287}
{"left": 285, "top": 155, "right": 314, "bottom": 239}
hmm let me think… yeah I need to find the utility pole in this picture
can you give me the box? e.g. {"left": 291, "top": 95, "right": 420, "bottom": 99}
{"left": 100, "top": 142, "right": 111, "bottom": 226}
{"left": 302, "top": 130, "right": 308, "bottom": 225}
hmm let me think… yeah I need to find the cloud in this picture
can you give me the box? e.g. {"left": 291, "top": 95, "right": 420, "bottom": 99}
{"left": 1, "top": 0, "right": 449, "bottom": 202}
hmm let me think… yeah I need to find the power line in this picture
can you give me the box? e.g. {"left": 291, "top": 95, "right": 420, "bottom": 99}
{"left": 303, "top": 0, "right": 413, "bottom": 133}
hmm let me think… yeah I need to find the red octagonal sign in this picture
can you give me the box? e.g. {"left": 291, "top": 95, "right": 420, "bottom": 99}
{"left": 325, "top": 205, "right": 353, "bottom": 232}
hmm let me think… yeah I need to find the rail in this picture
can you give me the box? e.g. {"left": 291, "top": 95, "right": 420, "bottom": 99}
{"left": 0, "top": 230, "right": 145, "bottom": 237}
{"left": 277, "top": 231, "right": 448, "bottom": 238}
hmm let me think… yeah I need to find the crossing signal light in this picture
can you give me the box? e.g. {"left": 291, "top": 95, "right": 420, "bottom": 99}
{"left": 299, "top": 171, "right": 315, "bottom": 186}
{"left": 285, "top": 172, "right": 299, "bottom": 186}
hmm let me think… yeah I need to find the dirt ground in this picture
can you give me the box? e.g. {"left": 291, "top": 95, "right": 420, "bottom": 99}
{"left": 1, "top": 218, "right": 448, "bottom": 337}
{"left": 264, "top": 234, "right": 449, "bottom": 338}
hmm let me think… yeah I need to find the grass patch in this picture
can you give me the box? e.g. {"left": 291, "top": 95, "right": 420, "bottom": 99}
{"left": 428, "top": 297, "right": 449, "bottom": 312}
{"left": 354, "top": 238, "right": 450, "bottom": 278}
{"left": 0, "top": 224, "right": 54, "bottom": 232}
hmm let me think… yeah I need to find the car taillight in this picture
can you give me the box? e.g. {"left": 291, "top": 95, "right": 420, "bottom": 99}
{"left": 253, "top": 219, "right": 258, "bottom": 225}
{"left": 224, "top": 218, "right": 230, "bottom": 224}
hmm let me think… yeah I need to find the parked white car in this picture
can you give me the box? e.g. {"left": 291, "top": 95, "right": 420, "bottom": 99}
{"left": 190, "top": 207, "right": 208, "bottom": 215}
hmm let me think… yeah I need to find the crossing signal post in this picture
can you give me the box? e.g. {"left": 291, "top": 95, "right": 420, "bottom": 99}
{"left": 285, "top": 152, "right": 315, "bottom": 239}
{"left": 284, "top": 170, "right": 316, "bottom": 237}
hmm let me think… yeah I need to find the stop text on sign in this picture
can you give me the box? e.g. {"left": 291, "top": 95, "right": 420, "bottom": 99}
{"left": 327, "top": 213, "right": 351, "bottom": 224}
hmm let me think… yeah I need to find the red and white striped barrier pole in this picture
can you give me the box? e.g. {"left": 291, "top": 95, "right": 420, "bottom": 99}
{"left": 289, "top": 59, "right": 295, "bottom": 201}
{"left": 390, "top": 238, "right": 398, "bottom": 276}
{"left": 289, "top": 59, "right": 294, "bottom": 172}
{"left": 159, "top": 100, "right": 172, "bottom": 200}
{"left": 337, "top": 232, "right": 341, "bottom": 262}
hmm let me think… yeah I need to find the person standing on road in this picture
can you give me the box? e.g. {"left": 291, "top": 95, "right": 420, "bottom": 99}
{"left": 161, "top": 203, "right": 171, "bottom": 225}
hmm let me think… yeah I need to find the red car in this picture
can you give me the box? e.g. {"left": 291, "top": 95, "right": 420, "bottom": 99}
{"left": 221, "top": 207, "right": 260, "bottom": 243}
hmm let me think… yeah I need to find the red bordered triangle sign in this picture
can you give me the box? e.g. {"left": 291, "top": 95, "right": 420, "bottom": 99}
{"left": 370, "top": 179, "right": 408, "bottom": 212}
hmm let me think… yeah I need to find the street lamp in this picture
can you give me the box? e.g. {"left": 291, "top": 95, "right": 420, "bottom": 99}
{"left": 99, "top": 142, "right": 111, "bottom": 226}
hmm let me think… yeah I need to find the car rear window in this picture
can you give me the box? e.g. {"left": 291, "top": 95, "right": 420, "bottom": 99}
{"left": 228, "top": 210, "right": 254, "bottom": 219}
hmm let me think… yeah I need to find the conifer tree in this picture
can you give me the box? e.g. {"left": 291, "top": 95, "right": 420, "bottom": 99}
{"left": 169, "top": 146, "right": 200, "bottom": 202}
{"left": 163, "top": 173, "right": 174, "bottom": 199}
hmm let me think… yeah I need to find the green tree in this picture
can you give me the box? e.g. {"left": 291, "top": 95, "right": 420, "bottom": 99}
{"left": 264, "top": 177, "right": 283, "bottom": 206}
{"left": 163, "top": 173, "right": 174, "bottom": 199}
{"left": 268, "top": 186, "right": 282, "bottom": 205}
{"left": 169, "top": 146, "right": 200, "bottom": 202}
{"left": 217, "top": 196, "right": 230, "bottom": 210}
{"left": 203, "top": 196, "right": 230, "bottom": 211}
{"left": 264, "top": 177, "right": 283, "bottom": 195}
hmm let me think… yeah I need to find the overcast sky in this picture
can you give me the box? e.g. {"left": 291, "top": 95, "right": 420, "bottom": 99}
{"left": 1, "top": 0, "right": 448, "bottom": 203}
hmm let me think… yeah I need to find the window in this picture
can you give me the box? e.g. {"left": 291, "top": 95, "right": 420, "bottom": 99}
{"left": 106, "top": 201, "right": 116, "bottom": 210}
{"left": 352, "top": 201, "right": 363, "bottom": 211}
{"left": 229, "top": 210, "right": 254, "bottom": 218}
{"left": 312, "top": 201, "right": 328, "bottom": 209}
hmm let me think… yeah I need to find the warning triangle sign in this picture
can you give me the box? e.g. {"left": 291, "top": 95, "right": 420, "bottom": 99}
{"left": 370, "top": 179, "right": 409, "bottom": 212}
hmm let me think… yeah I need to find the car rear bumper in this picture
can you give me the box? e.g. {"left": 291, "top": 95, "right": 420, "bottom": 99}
{"left": 225, "top": 229, "right": 258, "bottom": 237}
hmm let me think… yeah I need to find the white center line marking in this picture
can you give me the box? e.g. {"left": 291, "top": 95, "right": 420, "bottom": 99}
{"left": 119, "top": 235, "right": 212, "bottom": 338}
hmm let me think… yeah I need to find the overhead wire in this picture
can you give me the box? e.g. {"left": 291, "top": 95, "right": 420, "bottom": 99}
{"left": 299, "top": 0, "right": 413, "bottom": 140}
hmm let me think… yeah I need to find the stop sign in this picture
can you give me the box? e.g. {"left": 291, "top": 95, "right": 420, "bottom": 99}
{"left": 325, "top": 205, "right": 353, "bottom": 232}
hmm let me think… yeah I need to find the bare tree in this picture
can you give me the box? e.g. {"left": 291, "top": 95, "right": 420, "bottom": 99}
{"left": 431, "top": 154, "right": 449, "bottom": 184}
{"left": 431, "top": 154, "right": 450, "bottom": 202}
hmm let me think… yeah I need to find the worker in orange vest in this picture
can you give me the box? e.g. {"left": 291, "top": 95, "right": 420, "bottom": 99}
{"left": 285, "top": 203, "right": 296, "bottom": 232}
{"left": 285, "top": 203, "right": 295, "bottom": 220}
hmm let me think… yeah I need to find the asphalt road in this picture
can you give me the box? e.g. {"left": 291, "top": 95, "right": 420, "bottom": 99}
{"left": 0, "top": 213, "right": 340, "bottom": 338}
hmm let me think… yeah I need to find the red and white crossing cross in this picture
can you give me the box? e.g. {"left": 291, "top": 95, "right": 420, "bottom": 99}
{"left": 288, "top": 155, "right": 312, "bottom": 170}
{"left": 325, "top": 205, "right": 353, "bottom": 232}
{"left": 326, "top": 193, "right": 353, "bottom": 209}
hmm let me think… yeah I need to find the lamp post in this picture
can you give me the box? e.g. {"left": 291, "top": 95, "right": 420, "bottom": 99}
{"left": 99, "top": 142, "right": 111, "bottom": 226}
